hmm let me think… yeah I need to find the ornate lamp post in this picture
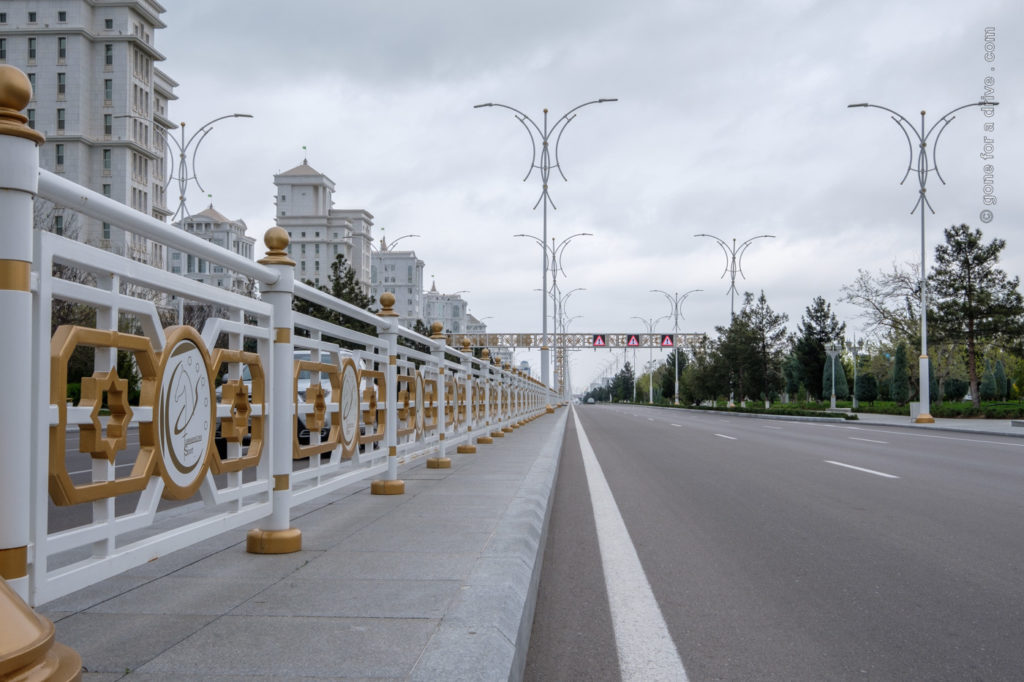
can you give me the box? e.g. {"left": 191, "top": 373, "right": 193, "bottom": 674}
{"left": 165, "top": 113, "right": 253, "bottom": 223}
{"left": 476, "top": 98, "right": 616, "bottom": 391}
{"left": 651, "top": 288, "right": 701, "bottom": 404}
{"left": 694, "top": 233, "right": 774, "bottom": 318}
{"left": 848, "top": 99, "right": 995, "bottom": 423}
{"left": 825, "top": 341, "right": 841, "bottom": 410}
{"left": 632, "top": 315, "right": 668, "bottom": 404}
{"left": 848, "top": 336, "right": 864, "bottom": 409}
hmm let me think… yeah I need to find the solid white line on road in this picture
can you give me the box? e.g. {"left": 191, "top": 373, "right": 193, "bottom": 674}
{"left": 714, "top": 434, "right": 736, "bottom": 440}
{"left": 825, "top": 460, "right": 899, "bottom": 479}
{"left": 849, "top": 437, "right": 888, "bottom": 444}
{"left": 572, "top": 408, "right": 689, "bottom": 681}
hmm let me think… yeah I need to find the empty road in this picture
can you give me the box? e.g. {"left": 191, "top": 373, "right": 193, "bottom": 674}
{"left": 526, "top": 404, "right": 1024, "bottom": 681}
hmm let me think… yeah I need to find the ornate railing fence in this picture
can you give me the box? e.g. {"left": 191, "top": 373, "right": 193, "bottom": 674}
{"left": 0, "top": 67, "right": 552, "bottom": 609}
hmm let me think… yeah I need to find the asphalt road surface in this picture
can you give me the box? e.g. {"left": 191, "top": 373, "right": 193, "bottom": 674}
{"left": 526, "top": 404, "right": 1024, "bottom": 681}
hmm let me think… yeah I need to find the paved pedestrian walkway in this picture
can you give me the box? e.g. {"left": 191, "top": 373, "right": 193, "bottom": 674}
{"left": 40, "top": 407, "right": 569, "bottom": 681}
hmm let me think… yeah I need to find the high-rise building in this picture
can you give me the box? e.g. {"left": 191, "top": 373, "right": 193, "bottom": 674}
{"left": 273, "top": 159, "right": 372, "bottom": 291}
{"left": 168, "top": 205, "right": 256, "bottom": 292}
{"left": 0, "top": 0, "right": 176, "bottom": 266}
{"left": 371, "top": 242, "right": 424, "bottom": 328}
{"left": 422, "top": 280, "right": 470, "bottom": 334}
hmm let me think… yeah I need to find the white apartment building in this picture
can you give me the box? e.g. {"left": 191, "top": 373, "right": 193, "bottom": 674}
{"left": 168, "top": 205, "right": 256, "bottom": 292}
{"left": 422, "top": 281, "right": 470, "bottom": 334}
{"left": 0, "top": 0, "right": 176, "bottom": 267}
{"left": 371, "top": 245, "right": 425, "bottom": 328}
{"left": 273, "top": 160, "right": 372, "bottom": 291}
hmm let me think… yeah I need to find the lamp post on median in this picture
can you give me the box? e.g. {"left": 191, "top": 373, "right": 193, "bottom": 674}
{"left": 164, "top": 113, "right": 253, "bottom": 223}
{"left": 632, "top": 315, "right": 669, "bottom": 404}
{"left": 825, "top": 341, "right": 841, "bottom": 410}
{"left": 848, "top": 99, "right": 995, "bottom": 423}
{"left": 848, "top": 336, "right": 864, "bottom": 409}
{"left": 555, "top": 287, "right": 585, "bottom": 398}
{"left": 476, "top": 98, "right": 616, "bottom": 392}
{"left": 651, "top": 288, "right": 702, "bottom": 405}
{"left": 694, "top": 233, "right": 774, "bottom": 319}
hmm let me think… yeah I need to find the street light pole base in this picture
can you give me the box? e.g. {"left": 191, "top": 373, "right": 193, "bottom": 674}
{"left": 914, "top": 414, "right": 936, "bottom": 424}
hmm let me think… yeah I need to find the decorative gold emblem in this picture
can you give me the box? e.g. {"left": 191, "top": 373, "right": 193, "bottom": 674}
{"left": 210, "top": 348, "right": 264, "bottom": 474}
{"left": 157, "top": 327, "right": 215, "bottom": 500}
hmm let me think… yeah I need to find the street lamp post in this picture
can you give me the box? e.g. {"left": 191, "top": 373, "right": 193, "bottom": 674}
{"left": 848, "top": 99, "right": 995, "bottom": 423}
{"left": 632, "top": 315, "right": 668, "bottom": 404}
{"left": 848, "top": 336, "right": 864, "bottom": 409}
{"left": 164, "top": 113, "right": 253, "bottom": 223}
{"left": 378, "top": 231, "right": 420, "bottom": 252}
{"left": 554, "top": 287, "right": 585, "bottom": 398}
{"left": 651, "top": 288, "right": 702, "bottom": 404}
{"left": 825, "top": 341, "right": 841, "bottom": 410}
{"left": 476, "top": 98, "right": 616, "bottom": 393}
{"left": 694, "top": 233, "right": 775, "bottom": 318}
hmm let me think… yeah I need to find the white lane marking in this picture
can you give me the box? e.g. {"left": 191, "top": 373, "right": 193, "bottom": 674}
{"left": 671, "top": 424, "right": 682, "bottom": 428}
{"left": 648, "top": 418, "right": 655, "bottom": 422}
{"left": 714, "top": 434, "right": 736, "bottom": 440}
{"left": 763, "top": 425, "right": 782, "bottom": 430}
{"left": 849, "top": 437, "right": 888, "bottom": 444}
{"left": 573, "top": 409, "right": 689, "bottom": 681}
{"left": 825, "top": 460, "right": 899, "bottom": 479}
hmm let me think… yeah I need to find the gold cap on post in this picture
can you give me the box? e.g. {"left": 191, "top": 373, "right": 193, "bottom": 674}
{"left": 430, "top": 321, "right": 445, "bottom": 340}
{"left": 0, "top": 65, "right": 45, "bottom": 145}
{"left": 461, "top": 337, "right": 471, "bottom": 352}
{"left": 481, "top": 348, "right": 491, "bottom": 360}
{"left": 377, "top": 292, "right": 398, "bottom": 317}
{"left": 258, "top": 227, "right": 295, "bottom": 266}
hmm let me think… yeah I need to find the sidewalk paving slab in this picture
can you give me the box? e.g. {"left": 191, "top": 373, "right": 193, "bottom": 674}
{"left": 41, "top": 408, "right": 569, "bottom": 681}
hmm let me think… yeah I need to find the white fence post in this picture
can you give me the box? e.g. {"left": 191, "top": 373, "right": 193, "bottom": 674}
{"left": 371, "top": 293, "right": 404, "bottom": 494}
{"left": 0, "top": 63, "right": 83, "bottom": 677}
{"left": 456, "top": 338, "right": 477, "bottom": 454}
{"left": 247, "top": 227, "right": 301, "bottom": 554}
{"left": 426, "top": 322, "right": 450, "bottom": 469}
{"left": 476, "top": 349, "right": 494, "bottom": 445}
{"left": 0, "top": 66, "right": 44, "bottom": 598}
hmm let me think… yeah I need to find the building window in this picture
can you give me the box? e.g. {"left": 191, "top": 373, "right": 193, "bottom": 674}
{"left": 28, "top": 38, "right": 36, "bottom": 62}
{"left": 0, "top": 13, "right": 7, "bottom": 23}
{"left": 104, "top": 113, "right": 112, "bottom": 135}
{"left": 0, "top": 38, "right": 5, "bottom": 60}
{"left": 55, "top": 144, "right": 64, "bottom": 167}
{"left": 104, "top": 18, "right": 112, "bottom": 29}
{"left": 58, "top": 11, "right": 67, "bottom": 22}
{"left": 54, "top": 215, "right": 63, "bottom": 235}
{"left": 104, "top": 44, "right": 113, "bottom": 67}
{"left": 28, "top": 12, "right": 37, "bottom": 23}
{"left": 26, "top": 109, "right": 34, "bottom": 129}
{"left": 103, "top": 78, "right": 112, "bottom": 102}
{"left": 102, "top": 183, "right": 110, "bottom": 197}
{"left": 102, "top": 148, "right": 111, "bottom": 172}
{"left": 58, "top": 37, "right": 67, "bottom": 61}
{"left": 56, "top": 108, "right": 65, "bottom": 132}
{"left": 26, "top": 73, "right": 34, "bottom": 92}
{"left": 103, "top": 223, "right": 111, "bottom": 239}
{"left": 56, "top": 72, "right": 65, "bottom": 96}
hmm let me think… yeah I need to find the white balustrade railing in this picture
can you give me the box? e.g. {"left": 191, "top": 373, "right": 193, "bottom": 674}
{"left": 0, "top": 69, "right": 553, "bottom": 607}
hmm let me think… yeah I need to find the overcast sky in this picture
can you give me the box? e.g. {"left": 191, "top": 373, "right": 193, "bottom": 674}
{"left": 158, "top": 0, "right": 1022, "bottom": 389}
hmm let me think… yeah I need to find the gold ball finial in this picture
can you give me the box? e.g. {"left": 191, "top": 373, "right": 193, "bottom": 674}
{"left": 0, "top": 65, "right": 45, "bottom": 144}
{"left": 461, "top": 337, "right": 471, "bottom": 351}
{"left": 482, "top": 348, "right": 491, "bottom": 360}
{"left": 0, "top": 65, "right": 33, "bottom": 111}
{"left": 430, "top": 321, "right": 445, "bottom": 339}
{"left": 257, "top": 226, "right": 294, "bottom": 266}
{"left": 378, "top": 292, "right": 398, "bottom": 317}
{"left": 264, "top": 226, "right": 289, "bottom": 251}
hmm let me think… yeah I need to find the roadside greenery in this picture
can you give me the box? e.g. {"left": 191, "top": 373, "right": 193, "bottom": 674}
{"left": 582, "top": 224, "right": 1024, "bottom": 420}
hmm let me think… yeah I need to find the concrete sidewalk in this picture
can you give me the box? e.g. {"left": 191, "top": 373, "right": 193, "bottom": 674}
{"left": 41, "top": 407, "right": 569, "bottom": 681}
{"left": 844, "top": 410, "right": 1024, "bottom": 439}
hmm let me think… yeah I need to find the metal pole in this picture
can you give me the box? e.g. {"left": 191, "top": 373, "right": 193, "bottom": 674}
{"left": 848, "top": 99, "right": 994, "bottom": 423}
{"left": 475, "top": 98, "right": 616, "bottom": 399}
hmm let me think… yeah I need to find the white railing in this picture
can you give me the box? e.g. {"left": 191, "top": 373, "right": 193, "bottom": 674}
{"left": 0, "top": 84, "right": 553, "bottom": 607}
